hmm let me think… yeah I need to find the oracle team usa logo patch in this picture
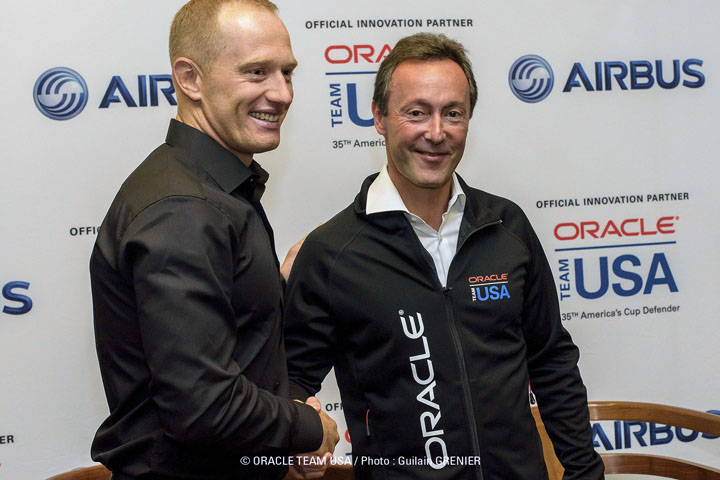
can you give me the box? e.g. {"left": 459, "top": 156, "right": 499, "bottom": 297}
{"left": 468, "top": 273, "right": 511, "bottom": 302}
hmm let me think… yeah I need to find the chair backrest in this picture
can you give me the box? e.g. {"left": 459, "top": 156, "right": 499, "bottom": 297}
{"left": 320, "top": 464, "right": 355, "bottom": 479}
{"left": 50, "top": 404, "right": 720, "bottom": 480}
{"left": 46, "top": 464, "right": 111, "bottom": 480}
{"left": 532, "top": 401, "right": 720, "bottom": 480}
{"left": 48, "top": 463, "right": 353, "bottom": 480}
{"left": 47, "top": 460, "right": 355, "bottom": 480}
{"left": 589, "top": 401, "right": 720, "bottom": 479}
{"left": 282, "top": 463, "right": 355, "bottom": 480}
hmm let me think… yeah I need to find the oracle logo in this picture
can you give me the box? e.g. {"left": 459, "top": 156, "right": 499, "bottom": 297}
{"left": 325, "top": 44, "right": 392, "bottom": 64}
{"left": 467, "top": 273, "right": 508, "bottom": 284}
{"left": 554, "top": 216, "right": 677, "bottom": 241}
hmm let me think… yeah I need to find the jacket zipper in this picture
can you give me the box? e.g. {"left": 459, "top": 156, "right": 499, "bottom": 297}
{"left": 443, "top": 288, "right": 483, "bottom": 480}
{"left": 406, "top": 217, "right": 501, "bottom": 479}
{"left": 445, "top": 219, "right": 502, "bottom": 480}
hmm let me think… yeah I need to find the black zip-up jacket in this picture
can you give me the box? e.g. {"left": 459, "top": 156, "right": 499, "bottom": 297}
{"left": 284, "top": 173, "right": 604, "bottom": 480}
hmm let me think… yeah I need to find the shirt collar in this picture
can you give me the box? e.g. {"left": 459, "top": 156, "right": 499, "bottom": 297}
{"left": 165, "top": 119, "right": 268, "bottom": 201}
{"left": 366, "top": 163, "right": 466, "bottom": 216}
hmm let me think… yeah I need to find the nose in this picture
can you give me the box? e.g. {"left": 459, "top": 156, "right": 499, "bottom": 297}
{"left": 266, "top": 71, "right": 293, "bottom": 106}
{"left": 424, "top": 113, "right": 446, "bottom": 144}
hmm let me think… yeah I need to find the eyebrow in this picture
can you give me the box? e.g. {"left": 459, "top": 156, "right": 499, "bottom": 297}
{"left": 238, "top": 58, "right": 298, "bottom": 70}
{"left": 402, "top": 100, "right": 467, "bottom": 110}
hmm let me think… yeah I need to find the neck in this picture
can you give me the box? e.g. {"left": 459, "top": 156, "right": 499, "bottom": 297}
{"left": 387, "top": 168, "right": 452, "bottom": 232}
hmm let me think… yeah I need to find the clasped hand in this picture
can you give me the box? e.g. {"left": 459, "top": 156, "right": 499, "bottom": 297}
{"left": 288, "top": 396, "right": 340, "bottom": 479}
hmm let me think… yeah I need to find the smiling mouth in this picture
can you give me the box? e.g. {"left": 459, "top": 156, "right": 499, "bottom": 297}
{"left": 417, "top": 150, "right": 449, "bottom": 158}
{"left": 249, "top": 112, "right": 280, "bottom": 122}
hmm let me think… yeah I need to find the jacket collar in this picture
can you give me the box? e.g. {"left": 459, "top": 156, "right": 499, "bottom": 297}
{"left": 455, "top": 175, "right": 503, "bottom": 245}
{"left": 354, "top": 172, "right": 502, "bottom": 233}
{"left": 365, "top": 163, "right": 466, "bottom": 217}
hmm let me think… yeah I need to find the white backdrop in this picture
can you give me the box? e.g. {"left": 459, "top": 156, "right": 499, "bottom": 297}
{"left": 1, "top": 1, "right": 718, "bottom": 478}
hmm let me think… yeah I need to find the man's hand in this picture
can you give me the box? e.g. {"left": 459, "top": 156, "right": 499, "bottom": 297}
{"left": 280, "top": 235, "right": 307, "bottom": 282}
{"left": 288, "top": 397, "right": 339, "bottom": 479}
{"left": 280, "top": 224, "right": 323, "bottom": 282}
{"left": 315, "top": 407, "right": 340, "bottom": 457}
{"left": 304, "top": 396, "right": 322, "bottom": 412}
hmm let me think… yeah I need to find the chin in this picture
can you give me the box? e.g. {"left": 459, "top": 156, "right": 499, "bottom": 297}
{"left": 416, "top": 174, "right": 453, "bottom": 188}
{"left": 249, "top": 138, "right": 282, "bottom": 154}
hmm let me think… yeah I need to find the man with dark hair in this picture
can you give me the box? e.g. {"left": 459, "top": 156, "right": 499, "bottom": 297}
{"left": 90, "top": 1, "right": 338, "bottom": 479}
{"left": 284, "top": 33, "right": 604, "bottom": 479}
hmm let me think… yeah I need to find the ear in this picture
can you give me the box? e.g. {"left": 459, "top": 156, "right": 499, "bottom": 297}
{"left": 371, "top": 101, "right": 386, "bottom": 136}
{"left": 172, "top": 57, "right": 203, "bottom": 102}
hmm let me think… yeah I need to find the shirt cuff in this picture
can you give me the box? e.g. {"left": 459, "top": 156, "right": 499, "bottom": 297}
{"left": 291, "top": 401, "right": 324, "bottom": 454}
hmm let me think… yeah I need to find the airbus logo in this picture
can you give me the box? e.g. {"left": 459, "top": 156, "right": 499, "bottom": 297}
{"left": 33, "top": 67, "right": 89, "bottom": 120}
{"left": 509, "top": 54, "right": 705, "bottom": 103}
{"left": 508, "top": 55, "right": 554, "bottom": 103}
{"left": 33, "top": 66, "right": 177, "bottom": 120}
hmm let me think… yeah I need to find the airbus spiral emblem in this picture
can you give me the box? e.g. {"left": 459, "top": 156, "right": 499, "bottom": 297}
{"left": 33, "top": 67, "right": 89, "bottom": 120}
{"left": 508, "top": 55, "right": 554, "bottom": 103}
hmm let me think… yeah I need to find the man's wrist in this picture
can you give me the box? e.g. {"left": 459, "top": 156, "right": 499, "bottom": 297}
{"left": 291, "top": 401, "right": 323, "bottom": 453}
{"left": 288, "top": 381, "right": 311, "bottom": 402}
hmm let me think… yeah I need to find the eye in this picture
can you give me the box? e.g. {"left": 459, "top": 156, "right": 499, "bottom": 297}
{"left": 409, "top": 110, "right": 424, "bottom": 117}
{"left": 447, "top": 110, "right": 462, "bottom": 118}
{"left": 282, "top": 68, "right": 295, "bottom": 80}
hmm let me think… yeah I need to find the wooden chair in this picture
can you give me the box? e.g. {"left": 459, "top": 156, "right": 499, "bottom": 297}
{"left": 532, "top": 401, "right": 720, "bottom": 480}
{"left": 322, "top": 464, "right": 354, "bottom": 479}
{"left": 49, "top": 403, "right": 720, "bottom": 480}
{"left": 46, "top": 462, "right": 354, "bottom": 480}
{"left": 46, "top": 464, "right": 111, "bottom": 480}
{"left": 283, "top": 463, "right": 354, "bottom": 480}
{"left": 531, "top": 405, "right": 565, "bottom": 480}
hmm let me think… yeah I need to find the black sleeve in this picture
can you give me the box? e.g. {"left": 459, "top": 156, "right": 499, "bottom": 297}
{"left": 283, "top": 236, "right": 337, "bottom": 401}
{"left": 519, "top": 217, "right": 605, "bottom": 479}
{"left": 120, "top": 196, "right": 322, "bottom": 455}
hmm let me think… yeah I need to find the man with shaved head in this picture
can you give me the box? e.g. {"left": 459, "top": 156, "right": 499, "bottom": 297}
{"left": 89, "top": 1, "right": 338, "bottom": 479}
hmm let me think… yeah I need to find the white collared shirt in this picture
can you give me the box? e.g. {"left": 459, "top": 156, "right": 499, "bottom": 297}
{"left": 366, "top": 164, "right": 466, "bottom": 287}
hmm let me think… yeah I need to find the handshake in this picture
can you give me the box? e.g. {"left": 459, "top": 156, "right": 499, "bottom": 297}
{"left": 289, "top": 396, "right": 341, "bottom": 479}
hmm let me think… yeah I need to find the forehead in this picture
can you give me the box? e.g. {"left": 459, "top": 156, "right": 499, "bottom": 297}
{"left": 215, "top": 4, "right": 295, "bottom": 64}
{"left": 388, "top": 58, "right": 469, "bottom": 105}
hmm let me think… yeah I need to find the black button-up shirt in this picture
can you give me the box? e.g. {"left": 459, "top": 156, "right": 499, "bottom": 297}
{"left": 90, "top": 119, "right": 321, "bottom": 479}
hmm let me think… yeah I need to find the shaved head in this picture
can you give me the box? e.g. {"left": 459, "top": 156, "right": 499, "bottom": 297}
{"left": 169, "top": 0, "right": 279, "bottom": 68}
